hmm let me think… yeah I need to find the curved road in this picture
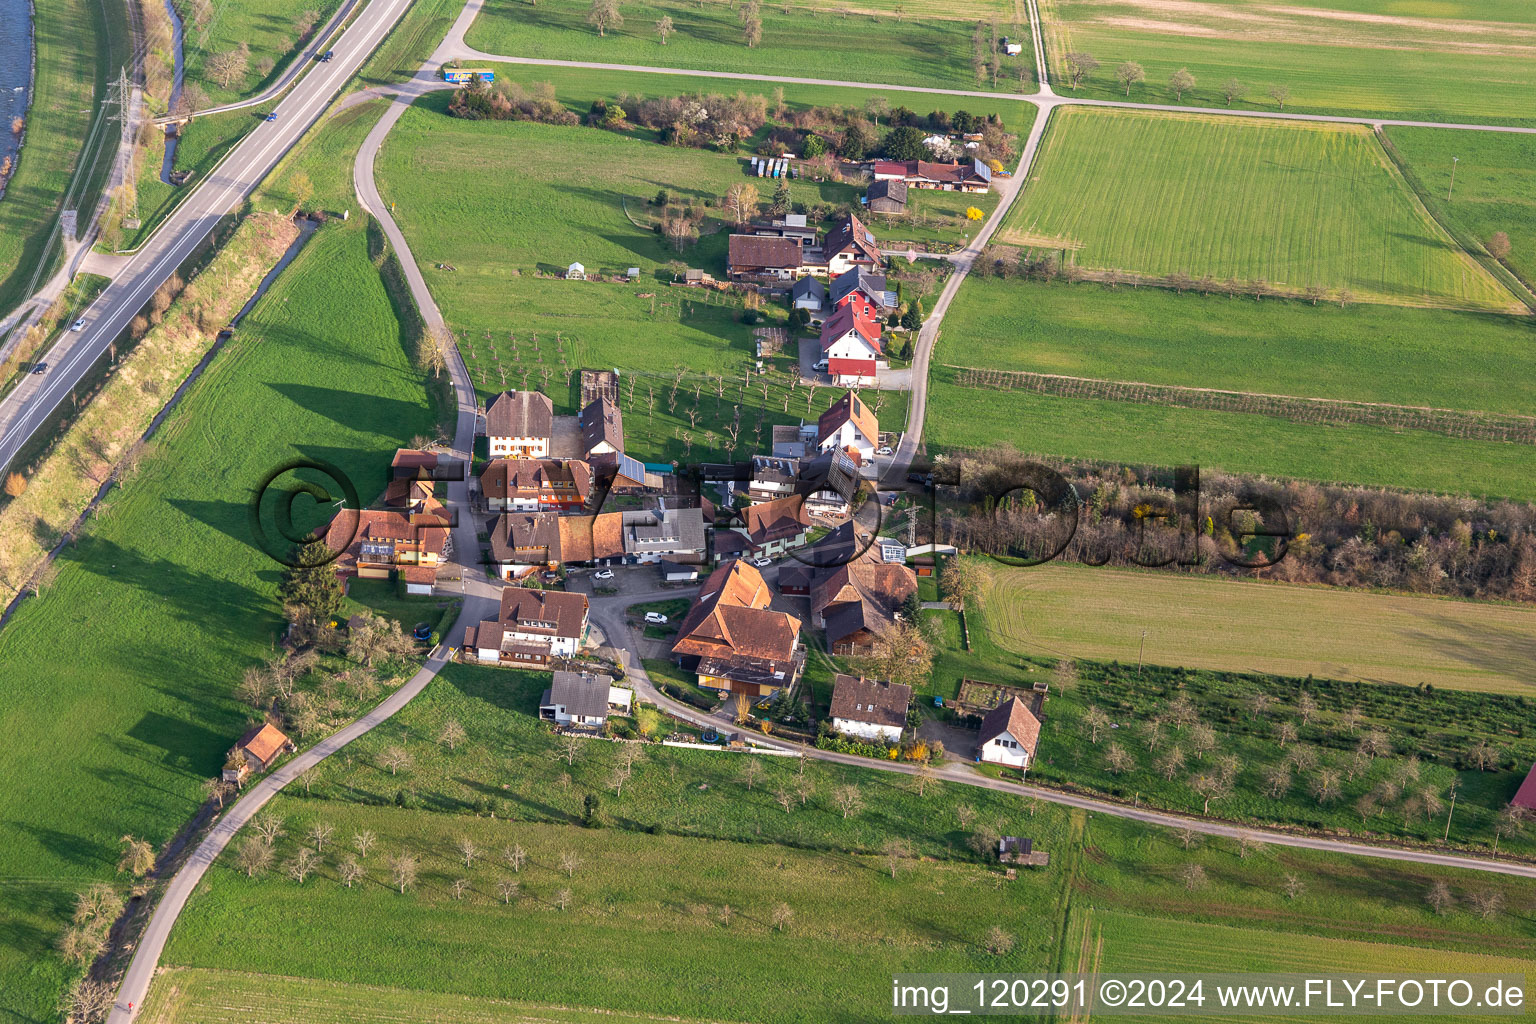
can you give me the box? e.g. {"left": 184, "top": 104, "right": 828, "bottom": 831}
{"left": 0, "top": 0, "right": 414, "bottom": 476}
{"left": 103, "top": 0, "right": 1536, "bottom": 1014}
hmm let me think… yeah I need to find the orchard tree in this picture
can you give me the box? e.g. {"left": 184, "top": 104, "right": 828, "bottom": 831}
{"left": 1062, "top": 51, "right": 1098, "bottom": 90}
{"left": 587, "top": 0, "right": 622, "bottom": 36}
{"left": 1114, "top": 61, "right": 1145, "bottom": 95}
{"left": 1168, "top": 68, "right": 1196, "bottom": 101}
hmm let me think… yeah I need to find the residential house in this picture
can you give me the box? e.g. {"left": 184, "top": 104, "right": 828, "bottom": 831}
{"left": 390, "top": 448, "right": 440, "bottom": 478}
{"left": 623, "top": 503, "right": 707, "bottom": 564}
{"left": 464, "top": 588, "right": 590, "bottom": 669}
{"left": 488, "top": 512, "right": 562, "bottom": 579}
{"left": 566, "top": 262, "right": 586, "bottom": 280}
{"left": 819, "top": 303, "right": 884, "bottom": 386}
{"left": 829, "top": 674, "right": 911, "bottom": 743}
{"left": 556, "top": 511, "right": 627, "bottom": 566}
{"left": 818, "top": 214, "right": 883, "bottom": 276}
{"left": 806, "top": 521, "right": 917, "bottom": 654}
{"left": 480, "top": 458, "right": 593, "bottom": 512}
{"left": 224, "top": 722, "right": 294, "bottom": 783}
{"left": 737, "top": 494, "right": 812, "bottom": 557}
{"left": 384, "top": 476, "right": 435, "bottom": 512}
{"left": 539, "top": 670, "right": 622, "bottom": 728}
{"left": 711, "top": 528, "right": 751, "bottom": 563}
{"left": 816, "top": 390, "right": 880, "bottom": 462}
{"left": 870, "top": 158, "right": 992, "bottom": 193}
{"left": 830, "top": 266, "right": 898, "bottom": 314}
{"left": 748, "top": 213, "right": 818, "bottom": 248}
{"left": 322, "top": 503, "right": 451, "bottom": 594}
{"left": 578, "top": 397, "right": 624, "bottom": 457}
{"left": 485, "top": 390, "right": 555, "bottom": 458}
{"left": 748, "top": 455, "right": 800, "bottom": 501}
{"left": 590, "top": 450, "right": 652, "bottom": 495}
{"left": 671, "top": 560, "right": 804, "bottom": 696}
{"left": 977, "top": 697, "right": 1042, "bottom": 770}
{"left": 865, "top": 178, "right": 908, "bottom": 215}
{"left": 777, "top": 564, "right": 813, "bottom": 595}
{"left": 798, "top": 448, "right": 860, "bottom": 514}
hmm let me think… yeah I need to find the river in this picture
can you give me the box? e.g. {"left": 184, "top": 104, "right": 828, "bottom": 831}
{"left": 0, "top": 0, "right": 33, "bottom": 197}
{"left": 159, "top": 0, "right": 186, "bottom": 183}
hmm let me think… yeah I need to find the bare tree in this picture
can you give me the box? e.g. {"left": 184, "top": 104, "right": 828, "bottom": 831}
{"left": 503, "top": 844, "right": 527, "bottom": 872}
{"left": 458, "top": 837, "right": 480, "bottom": 868}
{"left": 656, "top": 14, "right": 674, "bottom": 43}
{"left": 913, "top": 760, "right": 938, "bottom": 795}
{"left": 1469, "top": 739, "right": 1500, "bottom": 771}
{"left": 305, "top": 822, "right": 335, "bottom": 853}
{"left": 560, "top": 850, "right": 582, "bottom": 878}
{"left": 774, "top": 786, "right": 793, "bottom": 813}
{"left": 740, "top": 757, "right": 762, "bottom": 791}
{"left": 1295, "top": 692, "right": 1318, "bottom": 725}
{"left": 252, "top": 813, "right": 286, "bottom": 846}
{"left": 1309, "top": 768, "right": 1342, "bottom": 804}
{"left": 285, "top": 847, "right": 320, "bottom": 884}
{"left": 353, "top": 830, "right": 377, "bottom": 860}
{"left": 451, "top": 877, "right": 470, "bottom": 900}
{"left": 1062, "top": 51, "right": 1099, "bottom": 90}
{"left": 1168, "top": 67, "right": 1196, "bottom": 101}
{"left": 1220, "top": 77, "right": 1245, "bottom": 106}
{"left": 983, "top": 925, "right": 1016, "bottom": 955}
{"left": 235, "top": 836, "right": 273, "bottom": 878}
{"left": 834, "top": 783, "right": 864, "bottom": 819}
{"left": 1187, "top": 723, "right": 1217, "bottom": 760}
{"left": 202, "top": 777, "right": 232, "bottom": 809}
{"left": 498, "top": 879, "right": 521, "bottom": 904}
{"left": 1467, "top": 889, "right": 1506, "bottom": 919}
{"left": 379, "top": 746, "right": 413, "bottom": 776}
{"left": 439, "top": 719, "right": 467, "bottom": 752}
{"left": 1266, "top": 83, "right": 1291, "bottom": 109}
{"left": 558, "top": 734, "right": 583, "bottom": 766}
{"left": 1190, "top": 771, "right": 1231, "bottom": 814}
{"left": 586, "top": 0, "right": 622, "bottom": 35}
{"left": 1105, "top": 743, "right": 1135, "bottom": 775}
{"left": 556, "top": 887, "right": 573, "bottom": 911}
{"left": 339, "top": 857, "right": 365, "bottom": 888}
{"left": 771, "top": 901, "right": 794, "bottom": 931}
{"left": 1262, "top": 763, "right": 1292, "bottom": 799}
{"left": 390, "top": 851, "right": 418, "bottom": 893}
{"left": 1156, "top": 745, "right": 1186, "bottom": 781}
{"left": 1175, "top": 827, "right": 1201, "bottom": 851}
{"left": 1274, "top": 720, "right": 1298, "bottom": 748}
{"left": 1425, "top": 880, "right": 1454, "bottom": 915}
{"left": 1180, "top": 863, "right": 1208, "bottom": 890}
{"left": 1082, "top": 705, "right": 1110, "bottom": 744}
{"left": 1282, "top": 873, "right": 1305, "bottom": 900}
{"left": 204, "top": 44, "right": 249, "bottom": 89}
{"left": 1487, "top": 232, "right": 1512, "bottom": 260}
{"left": 884, "top": 838, "right": 913, "bottom": 878}
{"left": 1115, "top": 60, "right": 1145, "bottom": 95}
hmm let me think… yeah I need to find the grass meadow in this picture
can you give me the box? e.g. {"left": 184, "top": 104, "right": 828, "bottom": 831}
{"left": 922, "top": 367, "right": 1536, "bottom": 502}
{"left": 355, "top": 0, "right": 467, "bottom": 89}
{"left": 0, "top": 0, "right": 129, "bottom": 316}
{"left": 1385, "top": 126, "right": 1536, "bottom": 292}
{"left": 182, "top": 0, "right": 344, "bottom": 107}
{"left": 998, "top": 108, "right": 1517, "bottom": 311}
{"left": 0, "top": 101, "right": 439, "bottom": 1018}
{"left": 974, "top": 563, "right": 1536, "bottom": 694}
{"left": 938, "top": 277, "right": 1536, "bottom": 416}
{"left": 1038, "top": 0, "right": 1536, "bottom": 125}
{"left": 465, "top": 0, "right": 1037, "bottom": 94}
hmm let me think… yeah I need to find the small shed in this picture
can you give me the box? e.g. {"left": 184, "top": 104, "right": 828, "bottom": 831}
{"left": 225, "top": 721, "right": 294, "bottom": 781}
{"left": 566, "top": 262, "right": 586, "bottom": 280}
{"left": 867, "top": 179, "right": 908, "bottom": 215}
{"left": 626, "top": 267, "right": 640, "bottom": 280}
{"left": 999, "top": 836, "right": 1049, "bottom": 867}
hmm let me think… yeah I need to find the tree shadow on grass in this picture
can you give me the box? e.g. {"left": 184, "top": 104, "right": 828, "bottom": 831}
{"left": 267, "top": 382, "right": 430, "bottom": 441}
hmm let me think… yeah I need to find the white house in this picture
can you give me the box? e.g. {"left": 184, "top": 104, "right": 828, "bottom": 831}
{"left": 816, "top": 390, "right": 879, "bottom": 463}
{"left": 539, "top": 670, "right": 616, "bottom": 727}
{"left": 566, "top": 262, "right": 586, "bottom": 280}
{"left": 484, "top": 390, "right": 554, "bottom": 459}
{"left": 829, "top": 674, "right": 910, "bottom": 743}
{"left": 465, "top": 588, "right": 590, "bottom": 669}
{"left": 818, "top": 302, "right": 884, "bottom": 386}
{"left": 977, "top": 697, "right": 1042, "bottom": 770}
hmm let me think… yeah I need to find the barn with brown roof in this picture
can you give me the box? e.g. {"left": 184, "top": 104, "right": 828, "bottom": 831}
{"left": 485, "top": 390, "right": 555, "bottom": 458}
{"left": 671, "top": 560, "right": 803, "bottom": 696}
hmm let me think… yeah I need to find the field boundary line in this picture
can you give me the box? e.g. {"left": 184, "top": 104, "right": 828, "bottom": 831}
{"left": 944, "top": 365, "right": 1536, "bottom": 444}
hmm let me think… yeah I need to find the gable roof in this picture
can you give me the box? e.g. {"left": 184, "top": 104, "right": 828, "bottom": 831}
{"left": 830, "top": 674, "right": 911, "bottom": 729}
{"left": 742, "top": 495, "right": 811, "bottom": 545}
{"left": 672, "top": 561, "right": 801, "bottom": 663}
{"left": 237, "top": 722, "right": 290, "bottom": 764}
{"left": 390, "top": 449, "right": 439, "bottom": 476}
{"left": 486, "top": 390, "right": 554, "bottom": 440}
{"left": 544, "top": 670, "right": 612, "bottom": 718}
{"left": 497, "top": 587, "right": 589, "bottom": 639}
{"left": 1513, "top": 762, "right": 1536, "bottom": 811}
{"left": 729, "top": 234, "right": 805, "bottom": 270}
{"left": 791, "top": 276, "right": 826, "bottom": 304}
{"left": 819, "top": 302, "right": 882, "bottom": 354}
{"left": 489, "top": 512, "right": 562, "bottom": 565}
{"left": 322, "top": 506, "right": 451, "bottom": 564}
{"left": 867, "top": 178, "right": 908, "bottom": 205}
{"left": 579, "top": 397, "right": 624, "bottom": 454}
{"left": 979, "top": 697, "right": 1042, "bottom": 755}
{"left": 830, "top": 267, "right": 889, "bottom": 307}
{"left": 817, "top": 390, "right": 880, "bottom": 446}
{"left": 480, "top": 459, "right": 593, "bottom": 503}
{"left": 821, "top": 214, "right": 881, "bottom": 264}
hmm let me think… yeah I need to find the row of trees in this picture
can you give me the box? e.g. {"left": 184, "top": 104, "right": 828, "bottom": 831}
{"left": 1063, "top": 51, "right": 1292, "bottom": 108}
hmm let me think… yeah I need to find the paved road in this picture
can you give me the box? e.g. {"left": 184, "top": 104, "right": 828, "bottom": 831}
{"left": 0, "top": 0, "right": 414, "bottom": 476}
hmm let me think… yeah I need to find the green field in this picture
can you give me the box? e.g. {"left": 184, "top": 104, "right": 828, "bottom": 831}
{"left": 1039, "top": 0, "right": 1536, "bottom": 125}
{"left": 999, "top": 108, "right": 1516, "bottom": 310}
{"left": 0, "top": 0, "right": 129, "bottom": 317}
{"left": 0, "top": 102, "right": 439, "bottom": 1019}
{"left": 182, "top": 0, "right": 344, "bottom": 106}
{"left": 355, "top": 0, "right": 466, "bottom": 89}
{"left": 1385, "top": 126, "right": 1536, "bottom": 292}
{"left": 923, "top": 367, "right": 1536, "bottom": 502}
{"left": 466, "top": 0, "right": 1036, "bottom": 94}
{"left": 980, "top": 562, "right": 1536, "bottom": 694}
{"left": 939, "top": 277, "right": 1536, "bottom": 416}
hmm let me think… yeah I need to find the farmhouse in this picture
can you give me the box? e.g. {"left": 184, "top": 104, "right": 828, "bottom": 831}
{"left": 539, "top": 670, "right": 626, "bottom": 728}
{"left": 797, "top": 449, "right": 860, "bottom": 514}
{"left": 817, "top": 390, "right": 880, "bottom": 462}
{"left": 671, "top": 560, "right": 804, "bottom": 696}
{"left": 829, "top": 674, "right": 911, "bottom": 743}
{"left": 737, "top": 494, "right": 812, "bottom": 556}
{"left": 865, "top": 178, "right": 908, "bottom": 215}
{"left": 810, "top": 536, "right": 917, "bottom": 654}
{"left": 976, "top": 697, "right": 1042, "bottom": 770}
{"left": 748, "top": 213, "right": 819, "bottom": 248}
{"left": 871, "top": 158, "right": 992, "bottom": 193}
{"left": 464, "top": 588, "right": 590, "bottom": 669}
{"left": 223, "top": 722, "right": 293, "bottom": 783}
{"left": 322, "top": 504, "right": 451, "bottom": 594}
{"left": 485, "top": 390, "right": 555, "bottom": 458}
{"left": 729, "top": 215, "right": 884, "bottom": 284}
{"left": 819, "top": 303, "right": 884, "bottom": 386}
{"left": 727, "top": 234, "right": 806, "bottom": 282}
{"left": 590, "top": 450, "right": 655, "bottom": 495}
{"left": 480, "top": 458, "right": 593, "bottom": 512}
{"left": 578, "top": 396, "right": 624, "bottom": 457}
{"left": 555, "top": 511, "right": 627, "bottom": 566}
{"left": 383, "top": 476, "right": 434, "bottom": 511}
{"left": 390, "top": 448, "right": 440, "bottom": 478}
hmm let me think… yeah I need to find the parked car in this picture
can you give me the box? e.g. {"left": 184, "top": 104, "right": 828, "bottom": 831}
{"left": 31, "top": 362, "right": 47, "bottom": 374}
{"left": 70, "top": 318, "right": 85, "bottom": 332}
{"left": 643, "top": 611, "right": 669, "bottom": 624}
{"left": 593, "top": 569, "right": 614, "bottom": 580}
{"left": 752, "top": 556, "right": 773, "bottom": 568}
{"left": 877, "top": 446, "right": 893, "bottom": 456}
{"left": 812, "top": 359, "right": 829, "bottom": 372}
